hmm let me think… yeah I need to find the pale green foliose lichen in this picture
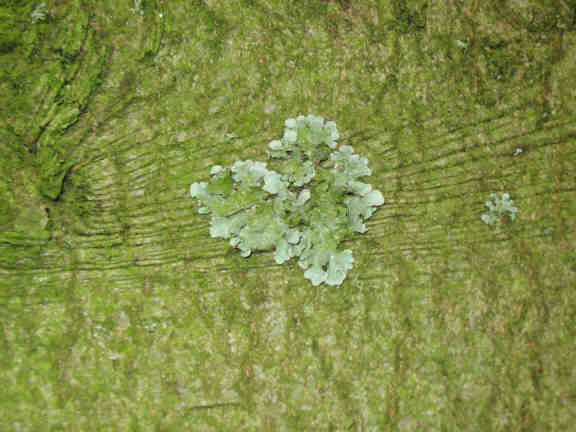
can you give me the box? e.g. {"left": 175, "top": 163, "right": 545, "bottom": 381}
{"left": 481, "top": 192, "right": 518, "bottom": 226}
{"left": 189, "top": 115, "right": 383, "bottom": 286}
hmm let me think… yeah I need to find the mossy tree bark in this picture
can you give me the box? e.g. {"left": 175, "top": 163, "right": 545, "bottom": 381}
{"left": 1, "top": 1, "right": 575, "bottom": 429}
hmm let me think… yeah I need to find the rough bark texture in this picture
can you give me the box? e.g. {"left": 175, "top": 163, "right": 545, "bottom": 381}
{"left": 1, "top": 0, "right": 575, "bottom": 429}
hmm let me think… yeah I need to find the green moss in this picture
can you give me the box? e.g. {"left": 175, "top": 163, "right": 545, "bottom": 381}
{"left": 0, "top": 0, "right": 575, "bottom": 429}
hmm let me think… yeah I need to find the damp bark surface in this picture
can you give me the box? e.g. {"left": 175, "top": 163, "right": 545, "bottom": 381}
{"left": 1, "top": 1, "right": 575, "bottom": 429}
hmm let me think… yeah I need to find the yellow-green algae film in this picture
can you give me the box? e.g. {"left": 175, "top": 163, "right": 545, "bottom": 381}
{"left": 1, "top": 0, "right": 575, "bottom": 430}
